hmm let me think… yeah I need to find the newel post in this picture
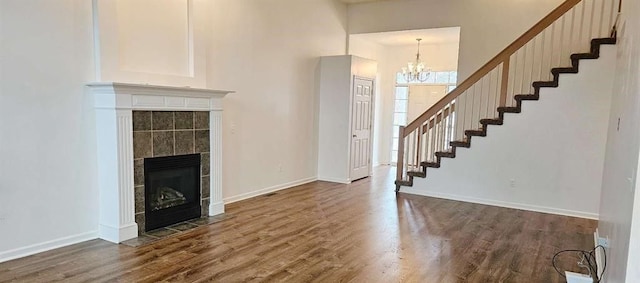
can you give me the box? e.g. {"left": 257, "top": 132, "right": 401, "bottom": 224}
{"left": 395, "top": 126, "right": 406, "bottom": 189}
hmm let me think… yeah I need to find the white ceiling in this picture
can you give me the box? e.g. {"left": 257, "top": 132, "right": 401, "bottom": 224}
{"left": 351, "top": 27, "right": 461, "bottom": 46}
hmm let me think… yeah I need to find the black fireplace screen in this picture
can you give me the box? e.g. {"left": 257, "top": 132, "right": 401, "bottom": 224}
{"left": 150, "top": 174, "right": 189, "bottom": 211}
{"left": 144, "top": 154, "right": 201, "bottom": 231}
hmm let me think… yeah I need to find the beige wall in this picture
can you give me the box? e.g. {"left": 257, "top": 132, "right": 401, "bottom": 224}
{"left": 0, "top": 0, "right": 98, "bottom": 256}
{"left": 206, "top": 0, "right": 348, "bottom": 202}
{"left": 386, "top": 43, "right": 459, "bottom": 72}
{"left": 93, "top": 0, "right": 210, "bottom": 86}
{"left": 347, "top": 0, "right": 564, "bottom": 81}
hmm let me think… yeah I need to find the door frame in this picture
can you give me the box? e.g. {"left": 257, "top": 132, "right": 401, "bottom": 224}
{"left": 349, "top": 75, "right": 376, "bottom": 181}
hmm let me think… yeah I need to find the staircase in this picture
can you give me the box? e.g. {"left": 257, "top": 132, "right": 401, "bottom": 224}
{"left": 395, "top": 0, "right": 620, "bottom": 191}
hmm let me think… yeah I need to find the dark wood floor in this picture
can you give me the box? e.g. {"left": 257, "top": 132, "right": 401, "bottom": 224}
{"left": 0, "top": 166, "right": 595, "bottom": 282}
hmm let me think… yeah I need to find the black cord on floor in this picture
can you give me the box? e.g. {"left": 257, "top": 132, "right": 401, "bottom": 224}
{"left": 552, "top": 245, "right": 606, "bottom": 282}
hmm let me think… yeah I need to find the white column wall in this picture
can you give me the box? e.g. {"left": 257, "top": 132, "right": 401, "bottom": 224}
{"left": 94, "top": 108, "right": 138, "bottom": 243}
{"left": 209, "top": 110, "right": 225, "bottom": 215}
{"left": 597, "top": 0, "right": 640, "bottom": 281}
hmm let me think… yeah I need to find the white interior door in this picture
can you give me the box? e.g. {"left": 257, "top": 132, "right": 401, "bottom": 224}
{"left": 350, "top": 78, "right": 374, "bottom": 181}
{"left": 407, "top": 85, "right": 448, "bottom": 122}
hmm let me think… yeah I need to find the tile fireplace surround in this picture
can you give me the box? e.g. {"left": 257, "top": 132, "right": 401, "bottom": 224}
{"left": 87, "top": 83, "right": 233, "bottom": 243}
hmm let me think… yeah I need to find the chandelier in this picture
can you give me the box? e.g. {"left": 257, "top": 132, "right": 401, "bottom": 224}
{"left": 402, "top": 38, "right": 432, "bottom": 82}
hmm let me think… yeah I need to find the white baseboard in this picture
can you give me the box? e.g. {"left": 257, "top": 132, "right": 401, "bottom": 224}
{"left": 317, "top": 176, "right": 351, "bottom": 184}
{"left": 99, "top": 223, "right": 138, "bottom": 243}
{"left": 401, "top": 188, "right": 599, "bottom": 220}
{"left": 209, "top": 201, "right": 225, "bottom": 216}
{"left": 224, "top": 177, "right": 317, "bottom": 204}
{"left": 0, "top": 230, "right": 98, "bottom": 263}
{"left": 594, "top": 230, "right": 605, "bottom": 279}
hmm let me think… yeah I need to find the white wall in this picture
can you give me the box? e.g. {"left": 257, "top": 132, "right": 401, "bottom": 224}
{"left": 347, "top": 0, "right": 564, "bottom": 82}
{"left": 0, "top": 0, "right": 98, "bottom": 260}
{"left": 403, "top": 45, "right": 616, "bottom": 219}
{"left": 386, "top": 43, "right": 459, "bottom": 73}
{"left": 348, "top": 37, "right": 459, "bottom": 165}
{"left": 93, "top": 0, "right": 209, "bottom": 86}
{"left": 628, "top": 176, "right": 640, "bottom": 281}
{"left": 597, "top": 0, "right": 640, "bottom": 281}
{"left": 206, "top": 0, "right": 348, "bottom": 202}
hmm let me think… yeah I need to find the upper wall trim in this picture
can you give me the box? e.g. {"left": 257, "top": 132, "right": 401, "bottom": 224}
{"left": 87, "top": 82, "right": 234, "bottom": 111}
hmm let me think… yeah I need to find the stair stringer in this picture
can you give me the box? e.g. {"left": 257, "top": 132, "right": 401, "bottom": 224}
{"left": 401, "top": 45, "right": 617, "bottom": 219}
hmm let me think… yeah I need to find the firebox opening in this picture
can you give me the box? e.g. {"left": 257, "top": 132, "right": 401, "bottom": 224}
{"left": 144, "top": 153, "right": 201, "bottom": 231}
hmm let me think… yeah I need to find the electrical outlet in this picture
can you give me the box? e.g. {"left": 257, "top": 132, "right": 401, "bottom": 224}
{"left": 509, "top": 179, "right": 516, "bottom": 188}
{"left": 598, "top": 236, "right": 609, "bottom": 248}
{"left": 230, "top": 123, "right": 236, "bottom": 134}
{"left": 278, "top": 163, "right": 283, "bottom": 173}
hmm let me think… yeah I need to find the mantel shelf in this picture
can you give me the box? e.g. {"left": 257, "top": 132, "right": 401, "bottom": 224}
{"left": 87, "top": 82, "right": 234, "bottom": 98}
{"left": 86, "top": 82, "right": 234, "bottom": 111}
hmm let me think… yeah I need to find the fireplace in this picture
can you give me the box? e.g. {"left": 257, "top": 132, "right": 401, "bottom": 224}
{"left": 144, "top": 154, "right": 201, "bottom": 231}
{"left": 87, "top": 82, "right": 232, "bottom": 243}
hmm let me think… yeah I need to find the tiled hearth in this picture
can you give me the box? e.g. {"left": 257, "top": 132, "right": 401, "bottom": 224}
{"left": 132, "top": 111, "right": 211, "bottom": 234}
{"left": 122, "top": 214, "right": 234, "bottom": 247}
{"left": 87, "top": 82, "right": 233, "bottom": 243}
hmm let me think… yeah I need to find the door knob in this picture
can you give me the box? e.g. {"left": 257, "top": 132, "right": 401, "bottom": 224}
{"left": 353, "top": 134, "right": 357, "bottom": 138}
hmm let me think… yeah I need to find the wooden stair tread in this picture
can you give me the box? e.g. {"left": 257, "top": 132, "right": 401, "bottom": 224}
{"left": 435, "top": 151, "right": 455, "bottom": 158}
{"left": 450, "top": 140, "right": 471, "bottom": 148}
{"left": 514, "top": 94, "right": 539, "bottom": 101}
{"left": 497, "top": 107, "right": 521, "bottom": 113}
{"left": 480, "top": 118, "right": 504, "bottom": 125}
{"left": 532, "top": 81, "right": 557, "bottom": 88}
{"left": 571, "top": 53, "right": 598, "bottom": 60}
{"left": 465, "top": 129, "right": 486, "bottom": 137}
{"left": 552, "top": 67, "right": 578, "bottom": 74}
{"left": 407, "top": 171, "right": 426, "bottom": 178}
{"left": 421, "top": 161, "right": 441, "bottom": 168}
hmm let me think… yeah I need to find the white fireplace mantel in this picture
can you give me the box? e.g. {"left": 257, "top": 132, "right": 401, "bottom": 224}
{"left": 87, "top": 82, "right": 233, "bottom": 243}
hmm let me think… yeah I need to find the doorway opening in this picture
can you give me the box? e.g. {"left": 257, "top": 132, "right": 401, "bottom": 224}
{"left": 348, "top": 27, "right": 461, "bottom": 169}
{"left": 391, "top": 72, "right": 458, "bottom": 164}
